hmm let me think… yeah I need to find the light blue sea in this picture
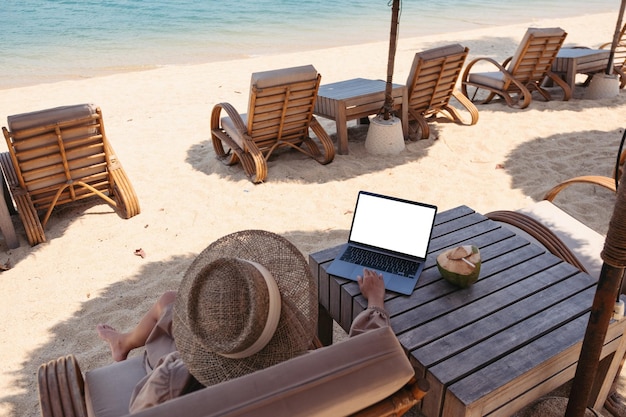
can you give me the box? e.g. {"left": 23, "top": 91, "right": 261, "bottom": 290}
{"left": 0, "top": 0, "right": 618, "bottom": 89}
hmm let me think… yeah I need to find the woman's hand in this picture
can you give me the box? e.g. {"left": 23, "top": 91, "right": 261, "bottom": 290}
{"left": 357, "top": 269, "right": 385, "bottom": 309}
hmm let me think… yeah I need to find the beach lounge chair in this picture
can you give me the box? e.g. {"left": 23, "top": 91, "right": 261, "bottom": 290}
{"left": 486, "top": 135, "right": 625, "bottom": 278}
{"left": 405, "top": 44, "right": 479, "bottom": 140}
{"left": 543, "top": 130, "right": 625, "bottom": 204}
{"left": 1, "top": 104, "right": 140, "bottom": 246}
{"left": 461, "top": 27, "right": 571, "bottom": 109}
{"left": 37, "top": 326, "right": 429, "bottom": 417}
{"left": 599, "top": 22, "right": 626, "bottom": 88}
{"left": 211, "top": 65, "right": 335, "bottom": 184}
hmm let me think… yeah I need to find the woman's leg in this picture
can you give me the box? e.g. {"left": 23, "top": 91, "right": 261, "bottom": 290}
{"left": 97, "top": 291, "right": 176, "bottom": 361}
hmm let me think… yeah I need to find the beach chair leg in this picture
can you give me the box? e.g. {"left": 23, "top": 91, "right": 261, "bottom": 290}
{"left": 111, "top": 168, "right": 141, "bottom": 219}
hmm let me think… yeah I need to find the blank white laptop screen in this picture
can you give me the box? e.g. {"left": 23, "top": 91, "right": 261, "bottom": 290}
{"left": 349, "top": 192, "right": 437, "bottom": 259}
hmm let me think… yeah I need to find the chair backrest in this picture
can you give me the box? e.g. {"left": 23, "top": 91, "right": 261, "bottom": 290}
{"left": 506, "top": 27, "right": 567, "bottom": 86}
{"left": 3, "top": 103, "right": 111, "bottom": 211}
{"left": 78, "top": 326, "right": 423, "bottom": 417}
{"left": 406, "top": 44, "right": 469, "bottom": 117}
{"left": 246, "top": 65, "right": 320, "bottom": 149}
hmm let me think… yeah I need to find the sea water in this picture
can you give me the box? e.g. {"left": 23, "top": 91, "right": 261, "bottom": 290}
{"left": 0, "top": 0, "right": 618, "bottom": 89}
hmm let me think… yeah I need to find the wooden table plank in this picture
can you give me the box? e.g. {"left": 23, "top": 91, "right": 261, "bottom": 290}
{"left": 390, "top": 242, "right": 548, "bottom": 335}
{"left": 408, "top": 269, "right": 594, "bottom": 367}
{"left": 441, "top": 301, "right": 626, "bottom": 417}
{"left": 397, "top": 258, "right": 580, "bottom": 351}
{"left": 309, "top": 245, "right": 345, "bottom": 345}
{"left": 429, "top": 283, "right": 594, "bottom": 384}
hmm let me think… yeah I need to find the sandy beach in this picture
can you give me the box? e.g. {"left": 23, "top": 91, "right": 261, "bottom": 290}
{"left": 0, "top": 11, "right": 624, "bottom": 417}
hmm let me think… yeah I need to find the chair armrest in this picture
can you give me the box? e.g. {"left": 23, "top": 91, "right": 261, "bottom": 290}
{"left": 461, "top": 56, "right": 520, "bottom": 90}
{"left": 485, "top": 209, "right": 588, "bottom": 273}
{"left": 543, "top": 175, "right": 616, "bottom": 202}
{"left": 210, "top": 102, "right": 247, "bottom": 137}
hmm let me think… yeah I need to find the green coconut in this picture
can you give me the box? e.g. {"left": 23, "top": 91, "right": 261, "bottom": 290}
{"left": 436, "top": 245, "right": 481, "bottom": 288}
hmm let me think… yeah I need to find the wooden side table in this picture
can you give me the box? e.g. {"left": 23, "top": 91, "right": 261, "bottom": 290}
{"left": 551, "top": 48, "right": 611, "bottom": 91}
{"left": 314, "top": 78, "right": 408, "bottom": 155}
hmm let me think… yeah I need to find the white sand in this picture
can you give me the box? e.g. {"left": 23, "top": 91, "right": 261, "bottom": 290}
{"left": 0, "top": 12, "right": 623, "bottom": 417}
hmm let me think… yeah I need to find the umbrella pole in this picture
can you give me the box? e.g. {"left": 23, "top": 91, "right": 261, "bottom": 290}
{"left": 383, "top": 0, "right": 400, "bottom": 120}
{"left": 565, "top": 167, "right": 626, "bottom": 417}
{"left": 365, "top": 0, "right": 405, "bottom": 155}
{"left": 606, "top": 0, "right": 626, "bottom": 75}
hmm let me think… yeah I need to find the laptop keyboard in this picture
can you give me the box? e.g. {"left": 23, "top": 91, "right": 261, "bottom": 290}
{"left": 340, "top": 246, "right": 419, "bottom": 278}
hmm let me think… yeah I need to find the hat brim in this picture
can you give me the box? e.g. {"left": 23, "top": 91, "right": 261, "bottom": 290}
{"left": 173, "top": 230, "right": 317, "bottom": 386}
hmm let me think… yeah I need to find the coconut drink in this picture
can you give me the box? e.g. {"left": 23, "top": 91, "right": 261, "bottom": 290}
{"left": 436, "top": 245, "right": 481, "bottom": 288}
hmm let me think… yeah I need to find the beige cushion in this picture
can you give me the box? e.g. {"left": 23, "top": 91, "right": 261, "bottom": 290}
{"left": 7, "top": 103, "right": 97, "bottom": 140}
{"left": 250, "top": 64, "right": 317, "bottom": 89}
{"left": 85, "top": 326, "right": 414, "bottom": 417}
{"left": 220, "top": 114, "right": 248, "bottom": 149}
{"left": 467, "top": 72, "right": 506, "bottom": 90}
{"left": 518, "top": 200, "right": 605, "bottom": 278}
{"left": 85, "top": 355, "right": 147, "bottom": 417}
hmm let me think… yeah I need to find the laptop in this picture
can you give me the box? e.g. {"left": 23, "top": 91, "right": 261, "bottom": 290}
{"left": 326, "top": 191, "right": 437, "bottom": 295}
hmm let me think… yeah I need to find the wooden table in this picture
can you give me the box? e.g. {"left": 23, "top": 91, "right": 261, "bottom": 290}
{"left": 310, "top": 205, "right": 626, "bottom": 417}
{"left": 551, "top": 48, "right": 611, "bottom": 92}
{"left": 314, "top": 78, "right": 408, "bottom": 155}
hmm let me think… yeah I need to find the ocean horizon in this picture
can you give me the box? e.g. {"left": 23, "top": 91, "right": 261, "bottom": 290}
{"left": 1, "top": 0, "right": 619, "bottom": 90}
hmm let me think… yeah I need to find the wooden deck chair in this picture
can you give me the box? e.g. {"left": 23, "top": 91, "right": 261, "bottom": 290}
{"left": 2, "top": 104, "right": 140, "bottom": 246}
{"left": 211, "top": 65, "right": 335, "bottom": 184}
{"left": 461, "top": 27, "right": 572, "bottom": 109}
{"left": 37, "top": 326, "right": 429, "bottom": 417}
{"left": 405, "top": 44, "right": 479, "bottom": 140}
{"left": 599, "top": 22, "right": 626, "bottom": 89}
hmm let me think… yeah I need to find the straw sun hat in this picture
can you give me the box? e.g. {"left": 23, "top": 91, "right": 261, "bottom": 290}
{"left": 172, "top": 230, "right": 317, "bottom": 387}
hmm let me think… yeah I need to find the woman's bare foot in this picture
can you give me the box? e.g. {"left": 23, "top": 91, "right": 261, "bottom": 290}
{"left": 97, "top": 324, "right": 129, "bottom": 362}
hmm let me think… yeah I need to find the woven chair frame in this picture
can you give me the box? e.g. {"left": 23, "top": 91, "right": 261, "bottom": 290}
{"left": 406, "top": 44, "right": 479, "bottom": 140}
{"left": 462, "top": 29, "right": 572, "bottom": 108}
{"left": 2, "top": 106, "right": 140, "bottom": 245}
{"left": 211, "top": 72, "right": 335, "bottom": 184}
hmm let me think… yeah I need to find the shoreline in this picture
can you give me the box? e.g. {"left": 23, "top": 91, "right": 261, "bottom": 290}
{"left": 0, "top": 9, "right": 617, "bottom": 91}
{"left": 0, "top": 11, "right": 624, "bottom": 417}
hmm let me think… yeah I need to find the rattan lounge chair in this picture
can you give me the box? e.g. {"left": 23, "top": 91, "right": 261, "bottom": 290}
{"left": 2, "top": 104, "right": 140, "bottom": 246}
{"left": 461, "top": 27, "right": 571, "bottom": 109}
{"left": 485, "top": 148, "right": 625, "bottom": 280}
{"left": 405, "top": 44, "right": 479, "bottom": 140}
{"left": 488, "top": 134, "right": 625, "bottom": 278}
{"left": 211, "top": 65, "right": 335, "bottom": 184}
{"left": 37, "top": 326, "right": 428, "bottom": 417}
{"left": 543, "top": 133, "right": 624, "bottom": 203}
